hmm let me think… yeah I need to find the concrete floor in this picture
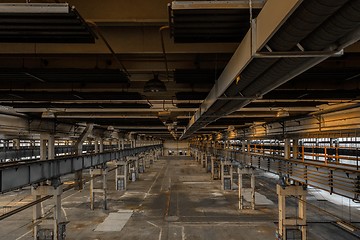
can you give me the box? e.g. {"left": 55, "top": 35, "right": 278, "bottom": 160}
{"left": 1, "top": 156, "right": 360, "bottom": 240}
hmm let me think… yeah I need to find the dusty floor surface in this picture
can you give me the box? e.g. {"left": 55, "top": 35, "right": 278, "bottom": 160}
{"left": 1, "top": 156, "right": 360, "bottom": 240}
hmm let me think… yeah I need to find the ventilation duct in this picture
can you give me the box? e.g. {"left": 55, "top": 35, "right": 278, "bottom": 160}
{"left": 182, "top": 0, "right": 360, "bottom": 139}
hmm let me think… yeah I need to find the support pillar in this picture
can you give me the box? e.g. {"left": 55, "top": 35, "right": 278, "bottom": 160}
{"left": 74, "top": 124, "right": 93, "bottom": 190}
{"left": 202, "top": 153, "right": 206, "bottom": 168}
{"left": 277, "top": 184, "right": 307, "bottom": 240}
{"left": 90, "top": 166, "right": 108, "bottom": 210}
{"left": 221, "top": 160, "right": 233, "bottom": 190}
{"left": 13, "top": 139, "right": 20, "bottom": 150}
{"left": 115, "top": 159, "right": 128, "bottom": 190}
{"left": 94, "top": 139, "right": 99, "bottom": 153}
{"left": 32, "top": 181, "right": 64, "bottom": 240}
{"left": 127, "top": 156, "right": 139, "bottom": 181}
{"left": 238, "top": 167, "right": 255, "bottom": 210}
{"left": 211, "top": 156, "right": 220, "bottom": 180}
{"left": 99, "top": 139, "right": 104, "bottom": 153}
{"left": 48, "top": 135, "right": 55, "bottom": 160}
{"left": 284, "top": 139, "right": 291, "bottom": 160}
{"left": 293, "top": 139, "right": 299, "bottom": 159}
{"left": 139, "top": 155, "right": 145, "bottom": 173}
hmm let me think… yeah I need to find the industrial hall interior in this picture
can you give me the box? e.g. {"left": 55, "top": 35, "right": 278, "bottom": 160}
{"left": 0, "top": 0, "right": 360, "bottom": 239}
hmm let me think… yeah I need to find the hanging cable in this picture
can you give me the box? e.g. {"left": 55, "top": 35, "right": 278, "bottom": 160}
{"left": 249, "top": 0, "right": 253, "bottom": 23}
{"left": 86, "top": 21, "right": 130, "bottom": 77}
{"left": 160, "top": 26, "right": 170, "bottom": 81}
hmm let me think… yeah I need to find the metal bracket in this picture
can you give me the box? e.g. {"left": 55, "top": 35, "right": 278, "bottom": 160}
{"left": 254, "top": 49, "right": 344, "bottom": 58}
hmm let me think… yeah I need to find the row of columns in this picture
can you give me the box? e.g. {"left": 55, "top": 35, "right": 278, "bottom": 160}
{"left": 31, "top": 148, "right": 161, "bottom": 240}
{"left": 192, "top": 148, "right": 256, "bottom": 210}
{"left": 192, "top": 145, "right": 307, "bottom": 240}
{"left": 30, "top": 130, "right": 161, "bottom": 240}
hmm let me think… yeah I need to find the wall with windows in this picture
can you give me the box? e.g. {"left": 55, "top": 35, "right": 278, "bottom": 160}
{"left": 163, "top": 140, "right": 189, "bottom": 156}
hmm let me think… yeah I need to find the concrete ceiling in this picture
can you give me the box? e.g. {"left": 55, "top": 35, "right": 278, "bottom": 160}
{"left": 0, "top": 0, "right": 359, "bottom": 140}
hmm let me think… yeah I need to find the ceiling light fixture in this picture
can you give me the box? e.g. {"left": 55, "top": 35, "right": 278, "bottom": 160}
{"left": 41, "top": 110, "right": 55, "bottom": 118}
{"left": 144, "top": 74, "right": 167, "bottom": 92}
{"left": 276, "top": 109, "right": 290, "bottom": 118}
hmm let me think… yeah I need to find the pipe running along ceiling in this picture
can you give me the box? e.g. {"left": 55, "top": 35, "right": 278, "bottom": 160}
{"left": 181, "top": 0, "right": 360, "bottom": 139}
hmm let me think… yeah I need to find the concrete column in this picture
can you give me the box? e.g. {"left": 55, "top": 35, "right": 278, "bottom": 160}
{"left": 241, "top": 140, "right": 246, "bottom": 153}
{"left": 4, "top": 140, "right": 9, "bottom": 149}
{"left": 32, "top": 183, "right": 63, "bottom": 240}
{"left": 13, "top": 139, "right": 20, "bottom": 150}
{"left": 127, "top": 156, "right": 139, "bottom": 181}
{"left": 117, "top": 139, "right": 121, "bottom": 150}
{"left": 90, "top": 166, "right": 108, "bottom": 210}
{"left": 94, "top": 139, "right": 98, "bottom": 153}
{"left": 221, "top": 161, "right": 233, "bottom": 190}
{"left": 40, "top": 134, "right": 48, "bottom": 160}
{"left": 48, "top": 135, "right": 55, "bottom": 160}
{"left": 238, "top": 167, "right": 255, "bottom": 210}
{"left": 202, "top": 153, "right": 206, "bottom": 168}
{"left": 74, "top": 124, "right": 93, "bottom": 190}
{"left": 293, "top": 139, "right": 299, "bottom": 159}
{"left": 116, "top": 159, "right": 128, "bottom": 190}
{"left": 99, "top": 139, "right": 104, "bottom": 153}
{"left": 215, "top": 158, "right": 221, "bottom": 180}
{"left": 39, "top": 134, "right": 55, "bottom": 160}
{"left": 284, "top": 139, "right": 291, "bottom": 160}
{"left": 277, "top": 185, "right": 307, "bottom": 240}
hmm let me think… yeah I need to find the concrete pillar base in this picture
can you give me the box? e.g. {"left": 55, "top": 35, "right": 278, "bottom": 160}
{"left": 116, "top": 159, "right": 128, "bottom": 190}
{"left": 238, "top": 167, "right": 255, "bottom": 210}
{"left": 74, "top": 170, "right": 83, "bottom": 190}
{"left": 90, "top": 166, "right": 108, "bottom": 210}
{"left": 221, "top": 160, "right": 233, "bottom": 190}
{"left": 277, "top": 184, "right": 307, "bottom": 240}
{"left": 32, "top": 183, "right": 64, "bottom": 240}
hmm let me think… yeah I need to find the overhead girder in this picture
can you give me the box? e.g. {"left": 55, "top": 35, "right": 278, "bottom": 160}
{"left": 181, "top": 0, "right": 360, "bottom": 139}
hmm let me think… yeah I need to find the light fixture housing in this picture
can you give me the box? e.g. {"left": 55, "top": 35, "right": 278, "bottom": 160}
{"left": 0, "top": 3, "right": 96, "bottom": 43}
{"left": 276, "top": 109, "right": 290, "bottom": 118}
{"left": 143, "top": 74, "right": 167, "bottom": 92}
{"left": 41, "top": 110, "right": 55, "bottom": 118}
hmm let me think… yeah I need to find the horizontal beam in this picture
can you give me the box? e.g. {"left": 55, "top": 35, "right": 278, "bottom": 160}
{"left": 182, "top": 0, "right": 302, "bottom": 139}
{"left": 0, "top": 144, "right": 162, "bottom": 193}
{"left": 171, "top": 1, "right": 265, "bottom": 10}
{"left": 0, "top": 3, "right": 69, "bottom": 13}
{"left": 243, "top": 104, "right": 360, "bottom": 139}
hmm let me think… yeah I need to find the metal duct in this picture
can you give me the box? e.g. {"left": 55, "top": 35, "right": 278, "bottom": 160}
{"left": 182, "top": 0, "right": 360, "bottom": 138}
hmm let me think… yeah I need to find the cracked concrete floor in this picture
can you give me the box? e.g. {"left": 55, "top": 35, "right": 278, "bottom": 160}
{"left": 1, "top": 157, "right": 360, "bottom": 240}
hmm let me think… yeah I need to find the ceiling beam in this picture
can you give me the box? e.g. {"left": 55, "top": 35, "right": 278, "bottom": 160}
{"left": 181, "top": 0, "right": 302, "bottom": 139}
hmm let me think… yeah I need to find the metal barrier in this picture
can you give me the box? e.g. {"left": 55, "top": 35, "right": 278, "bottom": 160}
{"left": 0, "top": 144, "right": 162, "bottom": 193}
{"left": 191, "top": 145, "right": 360, "bottom": 201}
